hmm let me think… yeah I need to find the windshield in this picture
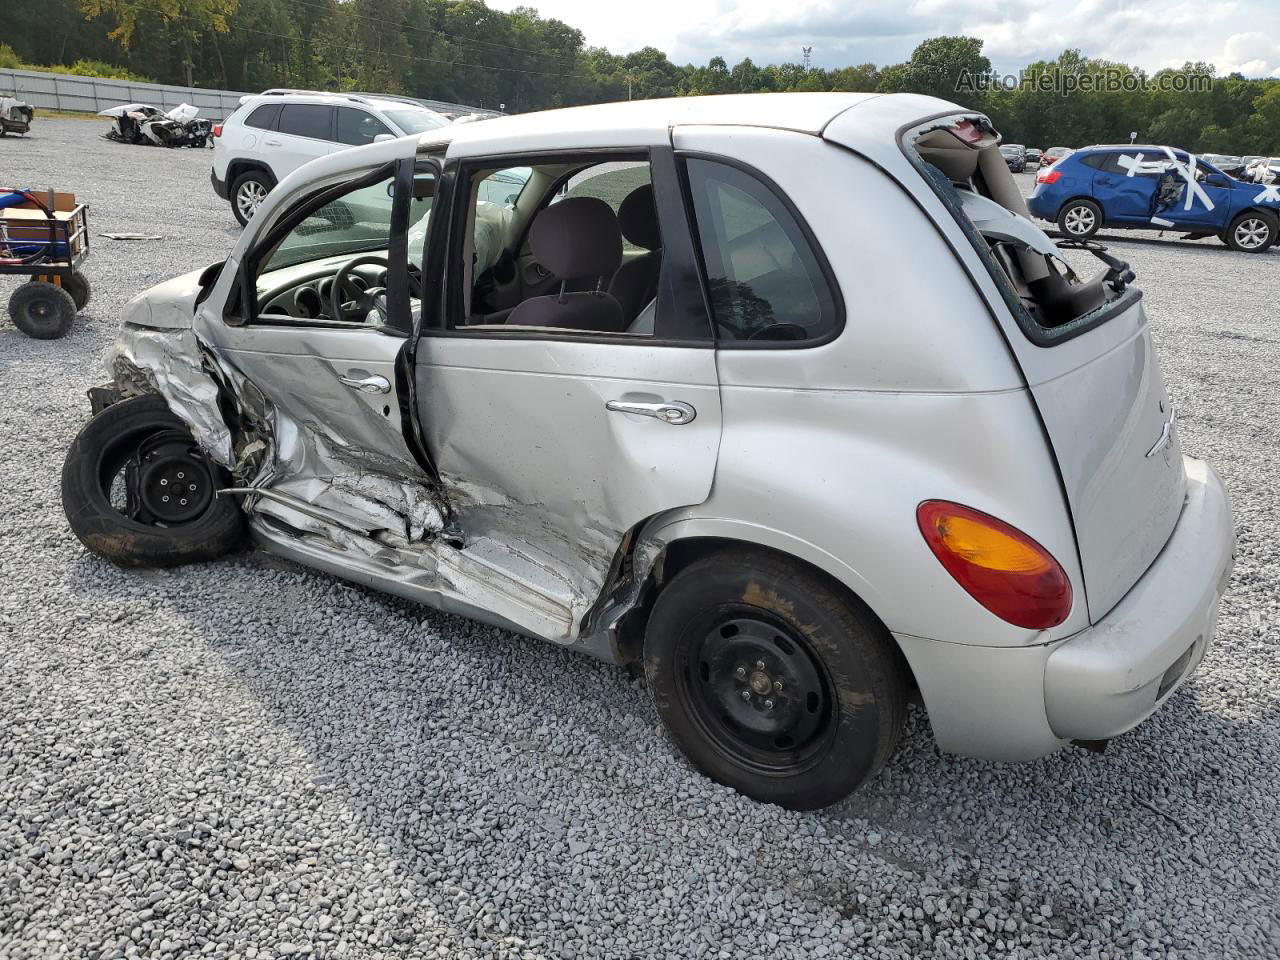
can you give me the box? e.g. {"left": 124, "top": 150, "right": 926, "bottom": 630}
{"left": 383, "top": 108, "right": 450, "bottom": 135}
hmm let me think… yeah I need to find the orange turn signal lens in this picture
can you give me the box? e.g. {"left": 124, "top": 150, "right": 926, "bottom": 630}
{"left": 917, "top": 500, "right": 1072, "bottom": 629}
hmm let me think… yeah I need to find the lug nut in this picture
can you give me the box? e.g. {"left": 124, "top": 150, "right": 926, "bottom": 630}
{"left": 773, "top": 680, "right": 783, "bottom": 692}
{"left": 764, "top": 699, "right": 775, "bottom": 710}
{"left": 161, "top": 495, "right": 170, "bottom": 502}
{"left": 160, "top": 478, "right": 168, "bottom": 486}
{"left": 740, "top": 690, "right": 751, "bottom": 701}
{"left": 177, "top": 472, "right": 185, "bottom": 479}
{"left": 755, "top": 660, "right": 766, "bottom": 670}
{"left": 735, "top": 666, "right": 746, "bottom": 678}
{"left": 180, "top": 499, "right": 188, "bottom": 506}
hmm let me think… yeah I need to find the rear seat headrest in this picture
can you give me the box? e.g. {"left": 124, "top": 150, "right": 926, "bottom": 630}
{"left": 528, "top": 196, "right": 622, "bottom": 280}
{"left": 617, "top": 184, "right": 661, "bottom": 251}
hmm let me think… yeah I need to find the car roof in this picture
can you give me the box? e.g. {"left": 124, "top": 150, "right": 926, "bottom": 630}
{"left": 422, "top": 92, "right": 956, "bottom": 156}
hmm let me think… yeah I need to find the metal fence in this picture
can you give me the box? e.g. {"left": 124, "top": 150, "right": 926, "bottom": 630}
{"left": 0, "top": 68, "right": 495, "bottom": 120}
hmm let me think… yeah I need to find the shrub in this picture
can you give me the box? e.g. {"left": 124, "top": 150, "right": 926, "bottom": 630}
{"left": 0, "top": 43, "right": 22, "bottom": 70}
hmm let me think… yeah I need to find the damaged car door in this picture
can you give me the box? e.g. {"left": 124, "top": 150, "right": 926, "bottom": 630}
{"left": 413, "top": 148, "right": 723, "bottom": 654}
{"left": 197, "top": 158, "right": 445, "bottom": 549}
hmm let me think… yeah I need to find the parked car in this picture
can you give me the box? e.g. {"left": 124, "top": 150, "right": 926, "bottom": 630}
{"left": 1000, "top": 143, "right": 1027, "bottom": 173}
{"left": 1025, "top": 147, "right": 1042, "bottom": 166}
{"left": 1041, "top": 146, "right": 1071, "bottom": 166}
{"left": 1028, "top": 144, "right": 1280, "bottom": 251}
{"left": 99, "top": 102, "right": 214, "bottom": 149}
{"left": 212, "top": 89, "right": 451, "bottom": 225}
{"left": 0, "top": 94, "right": 34, "bottom": 136}
{"left": 63, "top": 94, "right": 1234, "bottom": 810}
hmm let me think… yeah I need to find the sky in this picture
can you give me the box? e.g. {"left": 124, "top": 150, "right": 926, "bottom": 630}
{"left": 487, "top": 0, "right": 1280, "bottom": 78}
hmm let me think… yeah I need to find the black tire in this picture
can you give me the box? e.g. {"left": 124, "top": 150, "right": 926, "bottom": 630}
{"left": 62, "top": 272, "right": 92, "bottom": 310}
{"left": 1057, "top": 198, "right": 1102, "bottom": 239}
{"left": 61, "top": 395, "right": 244, "bottom": 568}
{"left": 230, "top": 169, "right": 274, "bottom": 226}
{"left": 644, "top": 547, "right": 907, "bottom": 810}
{"left": 8, "top": 281, "right": 76, "bottom": 339}
{"left": 1223, "top": 211, "right": 1276, "bottom": 253}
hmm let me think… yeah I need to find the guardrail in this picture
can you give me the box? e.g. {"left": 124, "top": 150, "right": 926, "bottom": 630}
{"left": 0, "top": 68, "right": 496, "bottom": 120}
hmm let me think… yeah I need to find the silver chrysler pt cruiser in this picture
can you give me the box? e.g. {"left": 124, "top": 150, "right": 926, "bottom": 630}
{"left": 62, "top": 93, "right": 1235, "bottom": 809}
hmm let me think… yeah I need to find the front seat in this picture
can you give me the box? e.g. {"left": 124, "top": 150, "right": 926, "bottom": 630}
{"left": 507, "top": 196, "right": 626, "bottom": 332}
{"left": 609, "top": 184, "right": 662, "bottom": 322}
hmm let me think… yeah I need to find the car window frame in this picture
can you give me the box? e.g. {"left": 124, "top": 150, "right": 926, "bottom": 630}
{"left": 276, "top": 102, "right": 337, "bottom": 143}
{"left": 227, "top": 157, "right": 437, "bottom": 337}
{"left": 677, "top": 151, "right": 846, "bottom": 351}
{"left": 423, "top": 145, "right": 715, "bottom": 348}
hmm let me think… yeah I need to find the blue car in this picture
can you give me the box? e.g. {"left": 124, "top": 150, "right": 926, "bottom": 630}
{"left": 1027, "top": 145, "right": 1280, "bottom": 252}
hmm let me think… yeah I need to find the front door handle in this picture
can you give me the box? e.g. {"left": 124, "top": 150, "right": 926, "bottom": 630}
{"left": 605, "top": 399, "right": 696, "bottom": 425}
{"left": 338, "top": 373, "right": 391, "bottom": 394}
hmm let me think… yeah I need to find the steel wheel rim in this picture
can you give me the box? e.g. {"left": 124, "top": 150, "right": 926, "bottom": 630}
{"left": 678, "top": 610, "right": 836, "bottom": 774}
{"left": 1065, "top": 205, "right": 1095, "bottom": 234}
{"left": 97, "top": 427, "right": 215, "bottom": 528}
{"left": 1235, "top": 219, "right": 1268, "bottom": 249}
{"left": 236, "top": 181, "right": 267, "bottom": 219}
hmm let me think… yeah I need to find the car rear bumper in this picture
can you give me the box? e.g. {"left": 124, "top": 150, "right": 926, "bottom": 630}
{"left": 1043, "top": 457, "right": 1234, "bottom": 740}
{"left": 898, "top": 456, "right": 1234, "bottom": 761}
{"left": 211, "top": 167, "right": 228, "bottom": 200}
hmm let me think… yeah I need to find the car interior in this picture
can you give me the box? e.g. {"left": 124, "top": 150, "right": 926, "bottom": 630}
{"left": 913, "top": 119, "right": 1134, "bottom": 331}
{"left": 458, "top": 159, "right": 664, "bottom": 336}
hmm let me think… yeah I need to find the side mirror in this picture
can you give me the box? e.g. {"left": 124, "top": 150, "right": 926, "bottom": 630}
{"left": 373, "top": 133, "right": 396, "bottom": 144}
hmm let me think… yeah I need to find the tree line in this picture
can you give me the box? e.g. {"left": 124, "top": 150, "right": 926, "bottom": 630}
{"left": 2, "top": 0, "right": 1278, "bottom": 153}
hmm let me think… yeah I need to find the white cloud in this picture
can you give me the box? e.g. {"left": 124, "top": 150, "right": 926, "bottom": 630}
{"left": 487, "top": 0, "right": 1280, "bottom": 77}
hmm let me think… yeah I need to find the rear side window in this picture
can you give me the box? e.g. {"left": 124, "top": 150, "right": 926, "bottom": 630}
{"left": 1078, "top": 153, "right": 1106, "bottom": 170}
{"left": 684, "top": 158, "right": 839, "bottom": 345}
{"left": 278, "top": 104, "right": 333, "bottom": 141}
{"left": 244, "top": 104, "right": 280, "bottom": 131}
{"left": 336, "top": 107, "right": 391, "bottom": 145}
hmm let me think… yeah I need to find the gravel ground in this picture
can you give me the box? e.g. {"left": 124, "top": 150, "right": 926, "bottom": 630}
{"left": 1, "top": 120, "right": 1278, "bottom": 960}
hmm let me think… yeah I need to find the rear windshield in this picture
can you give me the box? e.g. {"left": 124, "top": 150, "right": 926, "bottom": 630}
{"left": 903, "top": 116, "right": 1139, "bottom": 346}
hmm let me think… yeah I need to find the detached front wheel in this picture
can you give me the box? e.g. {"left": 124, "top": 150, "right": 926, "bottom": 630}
{"left": 644, "top": 548, "right": 907, "bottom": 810}
{"left": 61, "top": 395, "right": 244, "bottom": 567}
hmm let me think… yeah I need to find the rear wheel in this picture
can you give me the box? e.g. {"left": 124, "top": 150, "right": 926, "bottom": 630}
{"left": 231, "top": 169, "right": 274, "bottom": 226}
{"left": 61, "top": 395, "right": 244, "bottom": 567}
{"left": 1057, "top": 199, "right": 1101, "bottom": 239}
{"left": 1223, "top": 211, "right": 1276, "bottom": 252}
{"left": 8, "top": 281, "right": 76, "bottom": 339}
{"left": 61, "top": 272, "right": 92, "bottom": 310}
{"left": 644, "top": 547, "right": 907, "bottom": 810}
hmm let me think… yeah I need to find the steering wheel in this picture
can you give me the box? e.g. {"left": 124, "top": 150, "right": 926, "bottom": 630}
{"left": 331, "top": 255, "right": 389, "bottom": 323}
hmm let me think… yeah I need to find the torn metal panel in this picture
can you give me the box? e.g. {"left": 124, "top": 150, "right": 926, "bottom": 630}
{"left": 104, "top": 323, "right": 236, "bottom": 469}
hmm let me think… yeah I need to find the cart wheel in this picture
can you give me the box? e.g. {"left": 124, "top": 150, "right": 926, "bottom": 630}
{"left": 63, "top": 272, "right": 92, "bottom": 310}
{"left": 9, "top": 282, "right": 77, "bottom": 339}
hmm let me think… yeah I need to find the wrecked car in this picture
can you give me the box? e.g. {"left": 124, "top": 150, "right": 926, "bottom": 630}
{"left": 1028, "top": 144, "right": 1280, "bottom": 251}
{"left": 0, "top": 95, "right": 34, "bottom": 136}
{"left": 99, "top": 103, "right": 214, "bottom": 148}
{"left": 61, "top": 94, "right": 1235, "bottom": 810}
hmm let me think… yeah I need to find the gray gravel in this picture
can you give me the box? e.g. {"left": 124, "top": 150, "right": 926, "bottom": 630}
{"left": 1, "top": 120, "right": 1278, "bottom": 960}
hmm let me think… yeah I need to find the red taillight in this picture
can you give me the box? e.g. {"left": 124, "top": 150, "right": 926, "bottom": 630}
{"left": 917, "top": 501, "right": 1072, "bottom": 629}
{"left": 1037, "top": 168, "right": 1061, "bottom": 184}
{"left": 213, "top": 123, "right": 223, "bottom": 138}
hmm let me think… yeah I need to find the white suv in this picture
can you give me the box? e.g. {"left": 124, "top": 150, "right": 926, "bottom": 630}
{"left": 211, "top": 89, "right": 451, "bottom": 224}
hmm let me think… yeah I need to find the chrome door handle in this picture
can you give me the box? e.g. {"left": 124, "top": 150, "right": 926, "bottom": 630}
{"left": 605, "top": 399, "right": 696, "bottom": 425}
{"left": 264, "top": 137, "right": 282, "bottom": 146}
{"left": 338, "top": 373, "right": 391, "bottom": 394}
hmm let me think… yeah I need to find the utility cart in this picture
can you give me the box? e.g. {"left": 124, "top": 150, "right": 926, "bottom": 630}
{"left": 0, "top": 188, "right": 91, "bottom": 339}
